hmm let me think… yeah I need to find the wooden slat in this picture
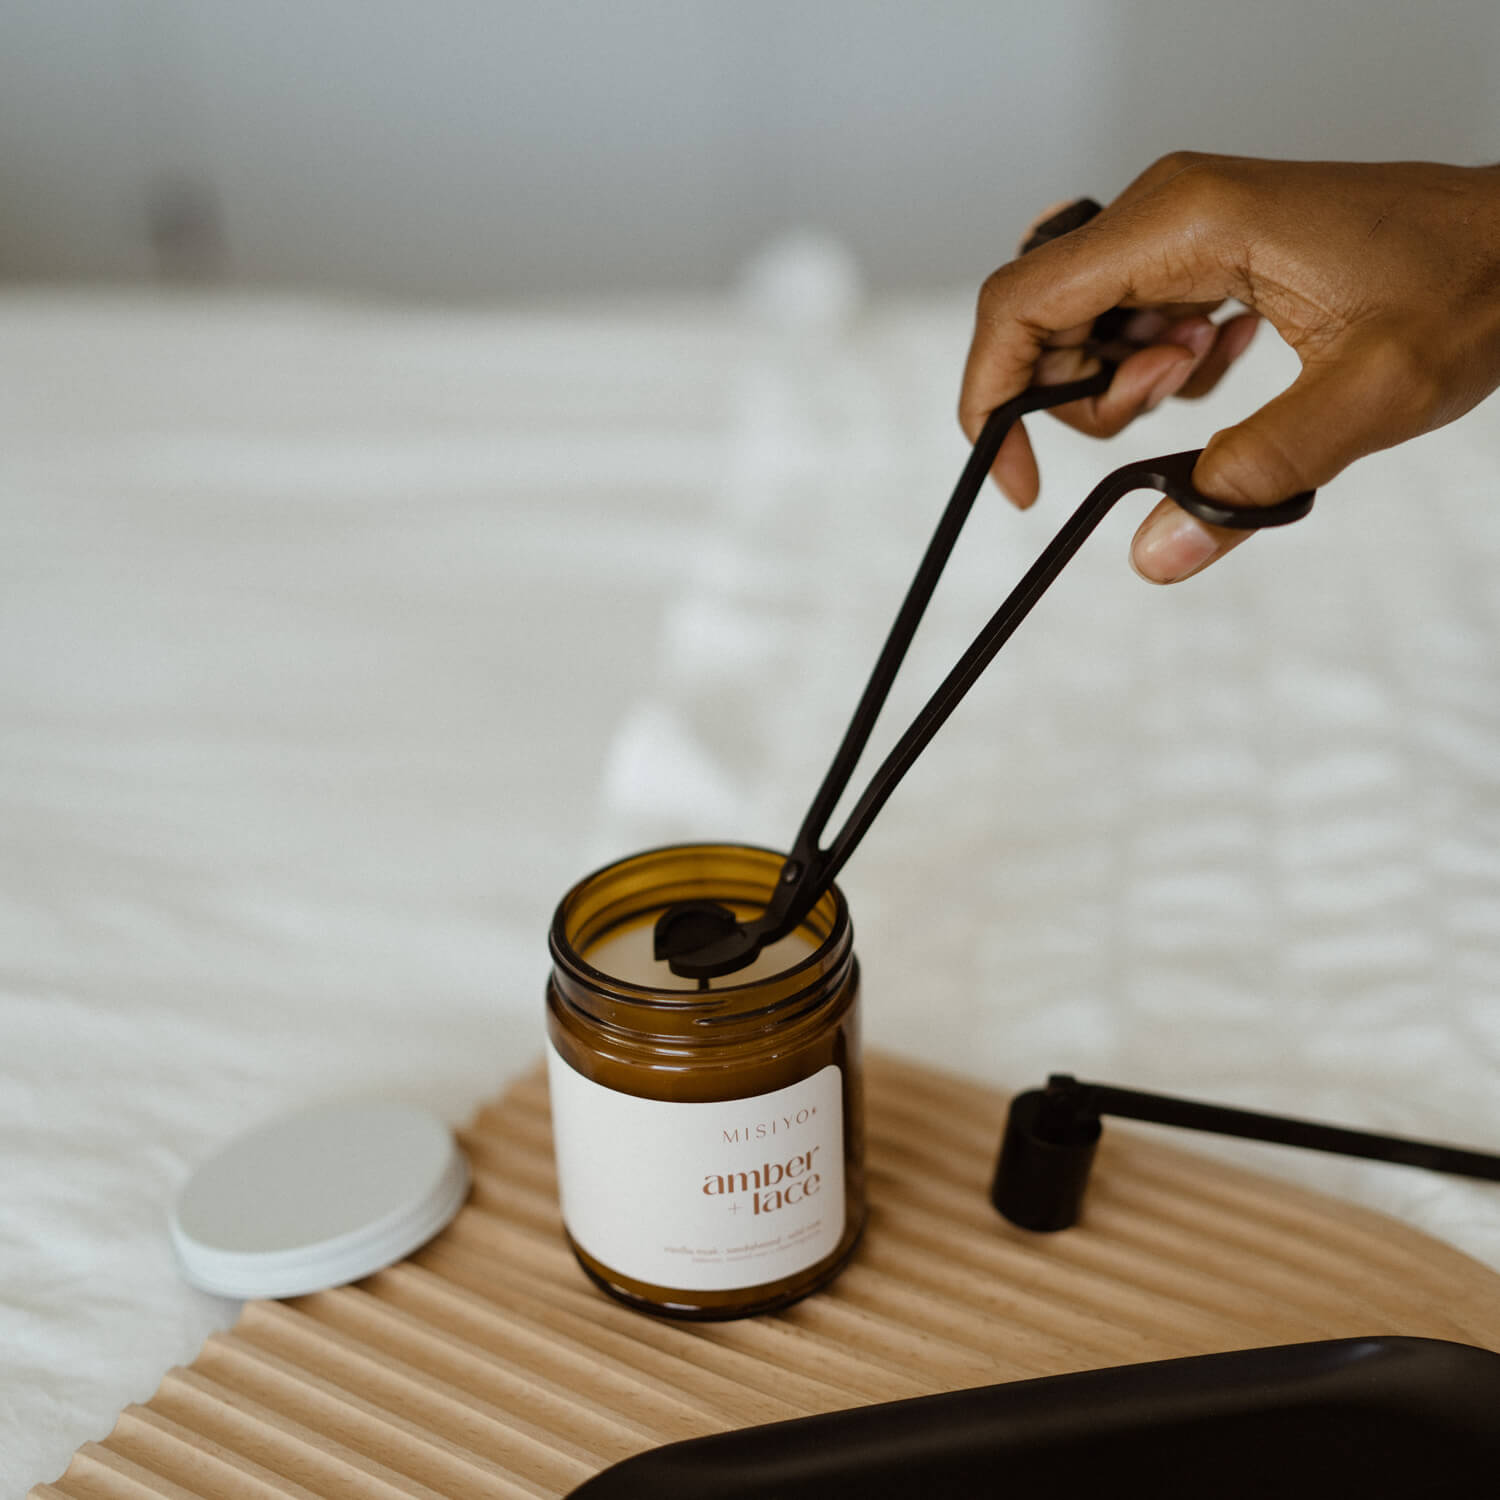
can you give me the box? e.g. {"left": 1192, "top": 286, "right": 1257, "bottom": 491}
{"left": 106, "top": 1406, "right": 325, "bottom": 1500}
{"left": 36, "top": 1052, "right": 1500, "bottom": 1498}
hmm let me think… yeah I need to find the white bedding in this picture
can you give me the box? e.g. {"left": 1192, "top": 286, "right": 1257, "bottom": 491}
{"left": 4, "top": 288, "right": 1499, "bottom": 1494}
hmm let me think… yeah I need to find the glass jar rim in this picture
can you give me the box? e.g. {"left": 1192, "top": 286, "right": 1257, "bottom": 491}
{"left": 549, "top": 842, "right": 851, "bottom": 1022}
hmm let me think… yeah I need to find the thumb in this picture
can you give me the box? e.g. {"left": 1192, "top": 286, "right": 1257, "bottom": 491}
{"left": 1196, "top": 340, "right": 1417, "bottom": 504}
{"left": 1132, "top": 341, "right": 1413, "bottom": 583}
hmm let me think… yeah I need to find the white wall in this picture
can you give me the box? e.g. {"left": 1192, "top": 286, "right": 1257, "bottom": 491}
{"left": 0, "top": 0, "right": 1496, "bottom": 296}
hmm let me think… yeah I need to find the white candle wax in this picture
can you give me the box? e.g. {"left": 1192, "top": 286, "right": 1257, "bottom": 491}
{"left": 584, "top": 916, "right": 821, "bottom": 992}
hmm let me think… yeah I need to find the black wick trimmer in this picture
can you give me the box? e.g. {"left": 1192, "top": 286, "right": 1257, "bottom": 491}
{"left": 993, "top": 1073, "right": 1500, "bottom": 1232}
{"left": 655, "top": 200, "right": 1315, "bottom": 980}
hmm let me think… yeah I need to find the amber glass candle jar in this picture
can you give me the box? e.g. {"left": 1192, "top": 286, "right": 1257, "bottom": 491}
{"left": 546, "top": 843, "right": 865, "bottom": 1319}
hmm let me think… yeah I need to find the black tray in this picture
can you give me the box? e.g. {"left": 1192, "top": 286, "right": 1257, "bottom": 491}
{"left": 568, "top": 1336, "right": 1500, "bottom": 1498}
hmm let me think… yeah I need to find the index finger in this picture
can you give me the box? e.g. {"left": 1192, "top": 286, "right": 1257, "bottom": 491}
{"left": 958, "top": 187, "right": 1244, "bottom": 441}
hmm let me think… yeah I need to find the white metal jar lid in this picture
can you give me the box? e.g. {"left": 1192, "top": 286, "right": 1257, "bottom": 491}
{"left": 169, "top": 1100, "right": 469, "bottom": 1299}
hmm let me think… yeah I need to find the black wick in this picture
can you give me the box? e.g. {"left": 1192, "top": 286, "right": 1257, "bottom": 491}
{"left": 993, "top": 1073, "right": 1500, "bottom": 1232}
{"left": 654, "top": 394, "right": 1314, "bottom": 977}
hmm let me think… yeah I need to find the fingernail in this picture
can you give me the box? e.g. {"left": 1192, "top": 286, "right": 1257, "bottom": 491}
{"left": 1132, "top": 508, "right": 1220, "bottom": 583}
{"left": 1122, "top": 310, "right": 1169, "bottom": 343}
{"left": 1143, "top": 352, "right": 1194, "bottom": 411}
{"left": 1163, "top": 319, "right": 1215, "bottom": 359}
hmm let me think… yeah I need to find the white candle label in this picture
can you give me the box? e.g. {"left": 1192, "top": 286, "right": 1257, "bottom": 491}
{"left": 547, "top": 1046, "right": 846, "bottom": 1292}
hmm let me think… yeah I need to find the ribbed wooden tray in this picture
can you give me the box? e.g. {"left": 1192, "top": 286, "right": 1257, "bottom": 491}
{"left": 37, "top": 1054, "right": 1500, "bottom": 1499}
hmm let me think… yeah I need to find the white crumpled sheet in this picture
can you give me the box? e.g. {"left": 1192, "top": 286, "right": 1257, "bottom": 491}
{"left": 4, "top": 288, "right": 1499, "bottom": 1494}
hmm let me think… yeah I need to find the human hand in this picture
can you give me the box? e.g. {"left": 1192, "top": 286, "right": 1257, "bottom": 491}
{"left": 960, "top": 154, "right": 1500, "bottom": 581}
